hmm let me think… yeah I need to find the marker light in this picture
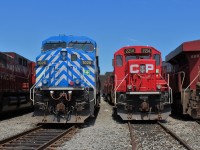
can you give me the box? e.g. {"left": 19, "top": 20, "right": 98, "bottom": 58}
{"left": 127, "top": 85, "right": 132, "bottom": 90}
{"left": 43, "top": 79, "right": 48, "bottom": 85}
{"left": 75, "top": 78, "right": 80, "bottom": 85}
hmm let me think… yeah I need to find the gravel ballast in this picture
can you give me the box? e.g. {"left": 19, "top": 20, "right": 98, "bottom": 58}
{"left": 59, "top": 99, "right": 132, "bottom": 150}
{"left": 165, "top": 117, "right": 200, "bottom": 150}
{"left": 0, "top": 113, "right": 38, "bottom": 141}
{"left": 1, "top": 100, "right": 200, "bottom": 150}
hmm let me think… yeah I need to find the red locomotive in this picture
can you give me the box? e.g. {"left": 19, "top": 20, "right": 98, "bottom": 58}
{"left": 164, "top": 40, "right": 200, "bottom": 119}
{"left": 104, "top": 46, "right": 171, "bottom": 120}
{"left": 0, "top": 52, "right": 35, "bottom": 114}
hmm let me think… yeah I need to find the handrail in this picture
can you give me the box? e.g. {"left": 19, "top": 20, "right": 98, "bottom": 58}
{"left": 158, "top": 73, "right": 173, "bottom": 104}
{"left": 183, "top": 71, "right": 200, "bottom": 102}
{"left": 167, "top": 74, "right": 173, "bottom": 104}
{"left": 114, "top": 74, "right": 128, "bottom": 105}
{"left": 30, "top": 77, "right": 43, "bottom": 104}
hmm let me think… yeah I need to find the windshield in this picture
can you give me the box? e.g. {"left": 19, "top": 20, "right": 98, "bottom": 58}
{"left": 68, "top": 42, "right": 94, "bottom": 52}
{"left": 42, "top": 42, "right": 66, "bottom": 51}
{"left": 126, "top": 55, "right": 150, "bottom": 61}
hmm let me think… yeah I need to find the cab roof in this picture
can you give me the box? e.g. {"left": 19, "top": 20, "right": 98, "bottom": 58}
{"left": 166, "top": 40, "right": 200, "bottom": 62}
{"left": 42, "top": 35, "right": 96, "bottom": 46}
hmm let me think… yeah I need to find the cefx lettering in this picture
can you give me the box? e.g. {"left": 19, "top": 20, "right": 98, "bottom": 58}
{"left": 130, "top": 64, "right": 154, "bottom": 73}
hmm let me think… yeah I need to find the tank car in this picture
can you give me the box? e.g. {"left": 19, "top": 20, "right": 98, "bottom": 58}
{"left": 107, "top": 46, "right": 171, "bottom": 120}
{"left": 30, "top": 35, "right": 101, "bottom": 123}
{"left": 0, "top": 52, "right": 35, "bottom": 114}
{"left": 165, "top": 40, "right": 200, "bottom": 119}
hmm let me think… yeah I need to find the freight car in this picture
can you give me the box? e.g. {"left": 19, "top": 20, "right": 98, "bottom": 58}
{"left": 0, "top": 52, "right": 35, "bottom": 114}
{"left": 101, "top": 72, "right": 113, "bottom": 102}
{"left": 30, "top": 35, "right": 101, "bottom": 123}
{"left": 165, "top": 40, "right": 200, "bottom": 119}
{"left": 105, "top": 46, "right": 172, "bottom": 120}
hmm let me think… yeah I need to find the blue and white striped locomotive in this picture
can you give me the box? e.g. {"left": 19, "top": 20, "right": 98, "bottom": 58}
{"left": 30, "top": 35, "right": 101, "bottom": 123}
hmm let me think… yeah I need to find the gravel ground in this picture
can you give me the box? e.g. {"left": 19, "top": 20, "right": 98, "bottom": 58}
{"left": 165, "top": 116, "right": 200, "bottom": 150}
{"left": 58, "top": 99, "right": 132, "bottom": 150}
{"left": 0, "top": 113, "right": 38, "bottom": 141}
{"left": 1, "top": 102, "right": 200, "bottom": 150}
{"left": 132, "top": 123, "right": 186, "bottom": 150}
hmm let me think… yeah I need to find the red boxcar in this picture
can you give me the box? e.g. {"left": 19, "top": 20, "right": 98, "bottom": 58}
{"left": 165, "top": 40, "right": 200, "bottom": 119}
{"left": 106, "top": 46, "right": 171, "bottom": 120}
{"left": 0, "top": 52, "right": 35, "bottom": 113}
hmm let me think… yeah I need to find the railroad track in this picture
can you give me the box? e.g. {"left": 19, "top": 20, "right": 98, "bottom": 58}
{"left": 157, "top": 121, "right": 193, "bottom": 150}
{"left": 128, "top": 121, "right": 194, "bottom": 150}
{"left": 0, "top": 124, "right": 78, "bottom": 150}
{"left": 196, "top": 120, "right": 200, "bottom": 125}
{"left": 128, "top": 122, "right": 137, "bottom": 150}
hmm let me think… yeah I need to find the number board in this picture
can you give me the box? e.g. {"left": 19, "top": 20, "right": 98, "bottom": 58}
{"left": 124, "top": 48, "right": 135, "bottom": 54}
{"left": 141, "top": 48, "right": 151, "bottom": 53}
{"left": 82, "top": 60, "right": 93, "bottom": 65}
{"left": 37, "top": 60, "right": 47, "bottom": 66}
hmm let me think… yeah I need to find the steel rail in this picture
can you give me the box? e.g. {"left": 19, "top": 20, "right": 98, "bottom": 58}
{"left": 128, "top": 122, "right": 137, "bottom": 150}
{"left": 157, "top": 121, "right": 194, "bottom": 150}
{"left": 0, "top": 125, "right": 42, "bottom": 144}
{"left": 0, "top": 125, "right": 77, "bottom": 150}
{"left": 38, "top": 125, "right": 76, "bottom": 150}
{"left": 196, "top": 120, "right": 200, "bottom": 125}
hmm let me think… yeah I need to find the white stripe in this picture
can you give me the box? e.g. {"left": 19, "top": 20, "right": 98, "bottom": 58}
{"left": 71, "top": 64, "right": 93, "bottom": 88}
{"left": 36, "top": 69, "right": 45, "bottom": 83}
{"left": 73, "top": 61, "right": 81, "bottom": 68}
{"left": 46, "top": 50, "right": 57, "bottom": 61}
{"left": 36, "top": 51, "right": 58, "bottom": 75}
{"left": 68, "top": 70, "right": 72, "bottom": 84}
{"left": 51, "top": 54, "right": 60, "bottom": 64}
{"left": 38, "top": 54, "right": 46, "bottom": 61}
{"left": 87, "top": 74, "right": 95, "bottom": 82}
{"left": 55, "top": 74, "right": 67, "bottom": 86}
{"left": 82, "top": 53, "right": 92, "bottom": 60}
{"left": 86, "top": 65, "right": 95, "bottom": 74}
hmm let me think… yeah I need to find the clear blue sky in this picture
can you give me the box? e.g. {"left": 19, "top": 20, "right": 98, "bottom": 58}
{"left": 0, "top": 0, "right": 200, "bottom": 74}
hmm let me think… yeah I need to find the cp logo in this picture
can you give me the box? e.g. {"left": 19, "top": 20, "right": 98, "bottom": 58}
{"left": 130, "top": 64, "right": 154, "bottom": 73}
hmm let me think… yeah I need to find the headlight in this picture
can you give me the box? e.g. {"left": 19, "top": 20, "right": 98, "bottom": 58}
{"left": 60, "top": 51, "right": 67, "bottom": 61}
{"left": 75, "top": 78, "right": 80, "bottom": 85}
{"left": 62, "top": 56, "right": 66, "bottom": 61}
{"left": 157, "top": 85, "right": 161, "bottom": 90}
{"left": 156, "top": 69, "right": 159, "bottom": 74}
{"left": 61, "top": 51, "right": 67, "bottom": 56}
{"left": 140, "top": 64, "right": 146, "bottom": 73}
{"left": 127, "top": 85, "right": 132, "bottom": 90}
{"left": 43, "top": 79, "right": 48, "bottom": 85}
{"left": 196, "top": 82, "right": 200, "bottom": 87}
